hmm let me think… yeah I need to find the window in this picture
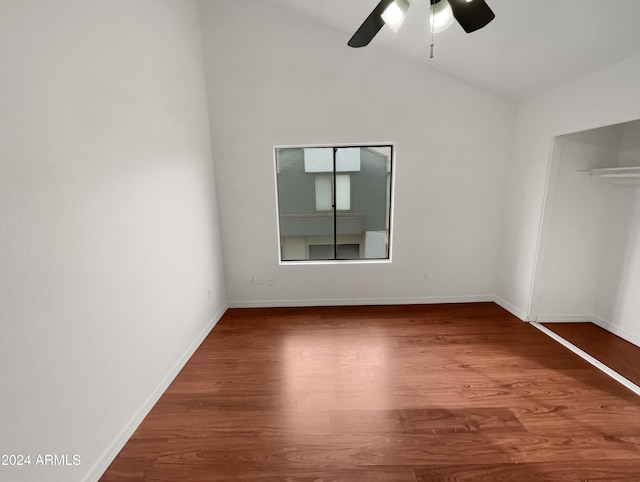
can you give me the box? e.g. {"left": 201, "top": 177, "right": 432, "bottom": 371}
{"left": 275, "top": 145, "right": 393, "bottom": 262}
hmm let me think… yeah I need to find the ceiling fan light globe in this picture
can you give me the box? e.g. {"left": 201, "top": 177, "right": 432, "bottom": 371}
{"left": 382, "top": 0, "right": 411, "bottom": 33}
{"left": 430, "top": 0, "right": 454, "bottom": 33}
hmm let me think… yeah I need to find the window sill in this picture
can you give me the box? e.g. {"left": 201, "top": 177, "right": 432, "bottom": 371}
{"left": 279, "top": 258, "right": 392, "bottom": 266}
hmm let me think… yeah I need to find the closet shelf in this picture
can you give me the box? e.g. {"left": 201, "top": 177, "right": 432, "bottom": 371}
{"left": 582, "top": 166, "right": 640, "bottom": 185}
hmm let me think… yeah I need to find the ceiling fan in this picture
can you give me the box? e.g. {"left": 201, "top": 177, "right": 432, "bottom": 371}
{"left": 348, "top": 0, "right": 495, "bottom": 48}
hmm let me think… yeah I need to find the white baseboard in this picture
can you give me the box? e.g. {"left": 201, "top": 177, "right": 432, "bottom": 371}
{"left": 492, "top": 296, "right": 528, "bottom": 321}
{"left": 83, "top": 302, "right": 228, "bottom": 482}
{"left": 534, "top": 314, "right": 593, "bottom": 323}
{"left": 227, "top": 295, "right": 495, "bottom": 309}
{"left": 590, "top": 316, "right": 640, "bottom": 349}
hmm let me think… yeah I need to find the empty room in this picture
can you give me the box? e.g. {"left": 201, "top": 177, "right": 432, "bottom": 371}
{"left": 1, "top": 1, "right": 640, "bottom": 481}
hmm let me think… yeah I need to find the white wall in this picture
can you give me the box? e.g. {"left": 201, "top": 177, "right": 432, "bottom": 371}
{"left": 199, "top": 0, "right": 515, "bottom": 307}
{"left": 0, "top": 2, "right": 226, "bottom": 481}
{"left": 498, "top": 54, "right": 640, "bottom": 322}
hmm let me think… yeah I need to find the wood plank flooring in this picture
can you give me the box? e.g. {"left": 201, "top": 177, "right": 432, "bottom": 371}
{"left": 100, "top": 303, "right": 640, "bottom": 481}
{"left": 542, "top": 322, "right": 640, "bottom": 388}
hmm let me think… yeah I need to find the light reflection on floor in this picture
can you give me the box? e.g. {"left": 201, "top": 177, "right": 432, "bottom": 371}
{"left": 282, "top": 328, "right": 390, "bottom": 417}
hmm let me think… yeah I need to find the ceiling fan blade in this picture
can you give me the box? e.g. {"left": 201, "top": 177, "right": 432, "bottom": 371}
{"left": 448, "top": 0, "right": 495, "bottom": 33}
{"left": 348, "top": 0, "right": 395, "bottom": 48}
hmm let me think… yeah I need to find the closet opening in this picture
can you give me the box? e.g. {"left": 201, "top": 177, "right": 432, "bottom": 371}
{"left": 530, "top": 119, "right": 640, "bottom": 392}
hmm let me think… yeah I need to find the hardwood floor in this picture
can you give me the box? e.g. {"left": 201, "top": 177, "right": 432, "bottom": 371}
{"left": 542, "top": 322, "right": 640, "bottom": 388}
{"left": 100, "top": 303, "right": 640, "bottom": 481}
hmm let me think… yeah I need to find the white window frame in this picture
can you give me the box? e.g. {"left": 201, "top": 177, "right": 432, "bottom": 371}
{"left": 274, "top": 142, "right": 396, "bottom": 265}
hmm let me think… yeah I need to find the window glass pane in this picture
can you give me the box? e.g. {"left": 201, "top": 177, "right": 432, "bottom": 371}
{"left": 335, "top": 147, "right": 391, "bottom": 259}
{"left": 276, "top": 148, "right": 334, "bottom": 261}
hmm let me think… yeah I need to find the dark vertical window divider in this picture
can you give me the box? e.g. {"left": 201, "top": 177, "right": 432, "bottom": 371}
{"left": 332, "top": 147, "right": 337, "bottom": 260}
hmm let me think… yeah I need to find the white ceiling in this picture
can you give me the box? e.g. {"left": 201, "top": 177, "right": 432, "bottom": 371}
{"left": 269, "top": 0, "right": 640, "bottom": 100}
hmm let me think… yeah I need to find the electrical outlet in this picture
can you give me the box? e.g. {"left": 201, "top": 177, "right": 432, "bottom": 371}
{"left": 266, "top": 275, "right": 275, "bottom": 285}
{"left": 248, "top": 274, "right": 254, "bottom": 285}
{"left": 256, "top": 275, "right": 264, "bottom": 285}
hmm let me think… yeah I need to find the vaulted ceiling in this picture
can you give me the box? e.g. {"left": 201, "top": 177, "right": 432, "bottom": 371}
{"left": 269, "top": 0, "right": 640, "bottom": 100}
